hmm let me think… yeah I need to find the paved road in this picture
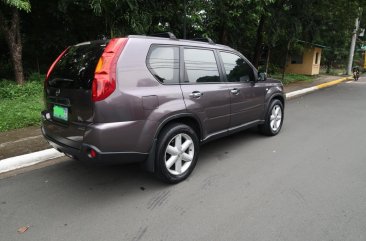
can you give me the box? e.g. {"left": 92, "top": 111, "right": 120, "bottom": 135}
{"left": 1, "top": 78, "right": 366, "bottom": 241}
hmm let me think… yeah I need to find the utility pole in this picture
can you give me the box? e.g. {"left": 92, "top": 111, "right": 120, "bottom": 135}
{"left": 347, "top": 17, "right": 360, "bottom": 75}
{"left": 183, "top": 0, "right": 187, "bottom": 39}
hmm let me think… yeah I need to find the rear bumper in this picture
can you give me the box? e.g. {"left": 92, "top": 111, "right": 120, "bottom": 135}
{"left": 41, "top": 125, "right": 148, "bottom": 164}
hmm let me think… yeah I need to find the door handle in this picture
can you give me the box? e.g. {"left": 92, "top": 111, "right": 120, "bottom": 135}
{"left": 230, "top": 88, "right": 240, "bottom": 95}
{"left": 189, "top": 91, "right": 203, "bottom": 98}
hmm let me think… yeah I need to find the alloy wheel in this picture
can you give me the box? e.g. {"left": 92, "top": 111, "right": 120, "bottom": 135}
{"left": 270, "top": 105, "right": 282, "bottom": 132}
{"left": 164, "top": 133, "right": 194, "bottom": 176}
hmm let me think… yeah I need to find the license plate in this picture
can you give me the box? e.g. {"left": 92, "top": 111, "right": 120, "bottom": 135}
{"left": 53, "top": 105, "right": 68, "bottom": 121}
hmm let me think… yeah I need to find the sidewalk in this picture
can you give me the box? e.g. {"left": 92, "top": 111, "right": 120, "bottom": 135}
{"left": 0, "top": 74, "right": 352, "bottom": 170}
{"left": 283, "top": 74, "right": 347, "bottom": 93}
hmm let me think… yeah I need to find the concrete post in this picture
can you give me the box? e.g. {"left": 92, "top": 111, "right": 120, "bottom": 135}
{"left": 347, "top": 18, "right": 360, "bottom": 75}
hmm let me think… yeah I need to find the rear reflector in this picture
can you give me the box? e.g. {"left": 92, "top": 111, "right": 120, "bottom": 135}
{"left": 92, "top": 38, "right": 128, "bottom": 102}
{"left": 89, "top": 148, "right": 97, "bottom": 158}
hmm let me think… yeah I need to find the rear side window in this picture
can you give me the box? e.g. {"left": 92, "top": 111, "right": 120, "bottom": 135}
{"left": 147, "top": 46, "right": 179, "bottom": 84}
{"left": 183, "top": 48, "right": 220, "bottom": 83}
{"left": 48, "top": 41, "right": 107, "bottom": 89}
{"left": 220, "top": 51, "right": 255, "bottom": 82}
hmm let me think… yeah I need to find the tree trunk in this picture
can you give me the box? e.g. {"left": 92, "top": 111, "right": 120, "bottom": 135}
{"left": 326, "top": 61, "right": 331, "bottom": 74}
{"left": 282, "top": 40, "right": 291, "bottom": 81}
{"left": 0, "top": 9, "right": 25, "bottom": 85}
{"left": 220, "top": 27, "right": 228, "bottom": 45}
{"left": 265, "top": 46, "right": 271, "bottom": 73}
{"left": 252, "top": 14, "right": 266, "bottom": 69}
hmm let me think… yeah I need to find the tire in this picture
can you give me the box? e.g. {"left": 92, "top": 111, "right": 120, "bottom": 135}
{"left": 259, "top": 99, "right": 284, "bottom": 136}
{"left": 155, "top": 123, "right": 199, "bottom": 184}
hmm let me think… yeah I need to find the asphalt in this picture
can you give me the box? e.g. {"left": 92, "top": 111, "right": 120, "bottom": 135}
{"left": 0, "top": 74, "right": 352, "bottom": 171}
{"left": 0, "top": 75, "right": 365, "bottom": 241}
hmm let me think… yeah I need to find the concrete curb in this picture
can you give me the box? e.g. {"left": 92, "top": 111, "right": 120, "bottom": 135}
{"left": 286, "top": 76, "right": 352, "bottom": 99}
{"left": 0, "top": 76, "right": 353, "bottom": 175}
{"left": 0, "top": 149, "right": 64, "bottom": 174}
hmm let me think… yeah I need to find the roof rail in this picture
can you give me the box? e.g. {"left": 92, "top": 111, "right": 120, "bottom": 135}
{"left": 192, "top": 37, "right": 215, "bottom": 44}
{"left": 150, "top": 32, "right": 177, "bottom": 40}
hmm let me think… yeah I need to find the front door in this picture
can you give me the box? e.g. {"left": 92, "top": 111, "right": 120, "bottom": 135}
{"left": 219, "top": 51, "right": 266, "bottom": 129}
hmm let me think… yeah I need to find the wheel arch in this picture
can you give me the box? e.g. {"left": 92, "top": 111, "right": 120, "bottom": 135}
{"left": 142, "top": 113, "right": 203, "bottom": 173}
{"left": 270, "top": 94, "right": 285, "bottom": 108}
{"left": 154, "top": 114, "right": 202, "bottom": 141}
{"left": 262, "top": 91, "right": 285, "bottom": 120}
{"left": 265, "top": 89, "right": 285, "bottom": 108}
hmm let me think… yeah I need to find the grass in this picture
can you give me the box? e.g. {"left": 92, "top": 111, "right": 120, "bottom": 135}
{"left": 319, "top": 68, "right": 345, "bottom": 76}
{"left": 0, "top": 73, "right": 44, "bottom": 132}
{"left": 270, "top": 73, "right": 316, "bottom": 85}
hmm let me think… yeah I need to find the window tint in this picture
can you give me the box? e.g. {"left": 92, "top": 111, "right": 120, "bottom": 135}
{"left": 220, "top": 52, "right": 254, "bottom": 82}
{"left": 48, "top": 41, "right": 107, "bottom": 89}
{"left": 184, "top": 48, "right": 220, "bottom": 83}
{"left": 147, "top": 46, "right": 179, "bottom": 84}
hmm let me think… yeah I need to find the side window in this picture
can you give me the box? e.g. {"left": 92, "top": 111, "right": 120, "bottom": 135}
{"left": 184, "top": 48, "right": 220, "bottom": 83}
{"left": 220, "top": 52, "right": 255, "bottom": 82}
{"left": 147, "top": 46, "right": 179, "bottom": 84}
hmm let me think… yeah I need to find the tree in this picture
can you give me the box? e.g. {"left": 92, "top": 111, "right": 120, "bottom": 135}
{"left": 88, "top": 0, "right": 191, "bottom": 38}
{"left": 19, "top": 0, "right": 105, "bottom": 74}
{"left": 0, "top": 0, "right": 30, "bottom": 85}
{"left": 89, "top": 0, "right": 141, "bottom": 37}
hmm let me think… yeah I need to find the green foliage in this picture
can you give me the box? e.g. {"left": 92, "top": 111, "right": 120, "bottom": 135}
{"left": 89, "top": 0, "right": 144, "bottom": 36}
{"left": 0, "top": 74, "right": 44, "bottom": 131}
{"left": 271, "top": 73, "right": 315, "bottom": 85}
{"left": 1, "top": 0, "right": 31, "bottom": 11}
{"left": 0, "top": 94, "right": 43, "bottom": 131}
{"left": 0, "top": 74, "right": 44, "bottom": 100}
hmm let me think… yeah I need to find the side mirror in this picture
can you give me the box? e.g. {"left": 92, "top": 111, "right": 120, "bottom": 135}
{"left": 258, "top": 72, "right": 267, "bottom": 81}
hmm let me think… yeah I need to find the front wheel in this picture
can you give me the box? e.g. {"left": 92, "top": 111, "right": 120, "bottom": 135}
{"left": 259, "top": 99, "right": 284, "bottom": 136}
{"left": 155, "top": 123, "right": 199, "bottom": 184}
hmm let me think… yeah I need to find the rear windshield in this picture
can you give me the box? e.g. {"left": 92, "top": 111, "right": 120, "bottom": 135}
{"left": 47, "top": 40, "right": 107, "bottom": 89}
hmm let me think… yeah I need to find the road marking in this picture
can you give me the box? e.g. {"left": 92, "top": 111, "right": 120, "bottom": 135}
{"left": 0, "top": 135, "right": 43, "bottom": 148}
{"left": 286, "top": 86, "right": 318, "bottom": 99}
{"left": 286, "top": 77, "right": 352, "bottom": 99}
{"left": 346, "top": 81, "right": 366, "bottom": 84}
{"left": 316, "top": 77, "right": 349, "bottom": 89}
{"left": 0, "top": 148, "right": 64, "bottom": 174}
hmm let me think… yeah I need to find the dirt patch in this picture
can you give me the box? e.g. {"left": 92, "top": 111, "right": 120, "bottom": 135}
{"left": 0, "top": 126, "right": 50, "bottom": 160}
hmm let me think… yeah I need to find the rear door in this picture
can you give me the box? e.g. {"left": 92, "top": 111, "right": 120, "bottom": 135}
{"left": 218, "top": 51, "right": 266, "bottom": 129}
{"left": 180, "top": 47, "right": 230, "bottom": 140}
{"left": 44, "top": 40, "right": 107, "bottom": 146}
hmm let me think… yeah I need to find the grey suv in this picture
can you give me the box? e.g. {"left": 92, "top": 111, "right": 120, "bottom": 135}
{"left": 41, "top": 33, "right": 285, "bottom": 183}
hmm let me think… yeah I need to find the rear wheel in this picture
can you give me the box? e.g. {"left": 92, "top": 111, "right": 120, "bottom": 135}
{"left": 155, "top": 123, "right": 199, "bottom": 184}
{"left": 259, "top": 99, "right": 284, "bottom": 136}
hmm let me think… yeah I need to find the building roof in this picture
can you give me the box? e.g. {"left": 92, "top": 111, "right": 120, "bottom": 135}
{"left": 296, "top": 40, "right": 326, "bottom": 49}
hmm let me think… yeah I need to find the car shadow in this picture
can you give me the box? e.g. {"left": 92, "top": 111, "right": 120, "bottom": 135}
{"left": 5, "top": 128, "right": 266, "bottom": 207}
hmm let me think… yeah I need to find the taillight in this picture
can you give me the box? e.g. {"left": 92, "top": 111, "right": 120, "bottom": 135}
{"left": 92, "top": 38, "right": 128, "bottom": 102}
{"left": 45, "top": 47, "right": 69, "bottom": 84}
